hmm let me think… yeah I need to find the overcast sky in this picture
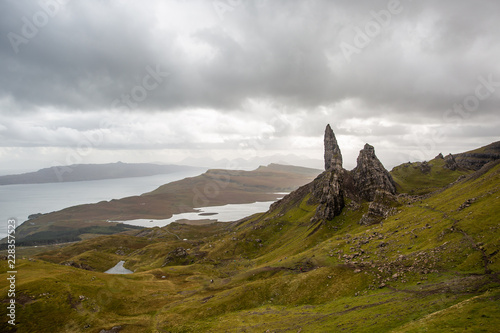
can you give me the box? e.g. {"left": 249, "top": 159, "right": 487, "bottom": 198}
{"left": 0, "top": 0, "right": 499, "bottom": 173}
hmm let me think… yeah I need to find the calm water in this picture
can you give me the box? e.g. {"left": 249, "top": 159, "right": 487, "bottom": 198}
{"left": 0, "top": 169, "right": 206, "bottom": 240}
{"left": 104, "top": 260, "right": 133, "bottom": 274}
{"left": 113, "top": 200, "right": 277, "bottom": 228}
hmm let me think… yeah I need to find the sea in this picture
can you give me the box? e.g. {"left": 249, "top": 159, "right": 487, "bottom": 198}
{"left": 0, "top": 170, "right": 205, "bottom": 240}
{"left": 0, "top": 169, "right": 279, "bottom": 240}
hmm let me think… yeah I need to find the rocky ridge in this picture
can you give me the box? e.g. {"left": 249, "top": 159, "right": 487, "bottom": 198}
{"left": 274, "top": 124, "right": 397, "bottom": 225}
{"left": 452, "top": 141, "right": 500, "bottom": 170}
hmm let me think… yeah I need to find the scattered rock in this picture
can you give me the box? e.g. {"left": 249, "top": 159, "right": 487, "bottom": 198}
{"left": 458, "top": 198, "right": 476, "bottom": 211}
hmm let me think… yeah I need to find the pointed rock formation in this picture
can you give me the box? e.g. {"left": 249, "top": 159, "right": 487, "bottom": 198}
{"left": 352, "top": 144, "right": 397, "bottom": 202}
{"left": 444, "top": 153, "right": 458, "bottom": 170}
{"left": 324, "top": 124, "right": 342, "bottom": 171}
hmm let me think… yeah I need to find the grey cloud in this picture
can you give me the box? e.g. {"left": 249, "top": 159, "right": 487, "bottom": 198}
{"left": 1, "top": 0, "right": 500, "bottom": 119}
{"left": 0, "top": 0, "right": 499, "bottom": 156}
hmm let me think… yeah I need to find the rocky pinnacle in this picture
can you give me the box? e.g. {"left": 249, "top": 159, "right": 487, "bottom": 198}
{"left": 352, "top": 144, "right": 397, "bottom": 201}
{"left": 324, "top": 124, "right": 343, "bottom": 171}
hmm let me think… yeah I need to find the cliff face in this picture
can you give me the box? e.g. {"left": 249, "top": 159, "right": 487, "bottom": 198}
{"left": 352, "top": 144, "right": 397, "bottom": 202}
{"left": 453, "top": 141, "right": 500, "bottom": 170}
{"left": 308, "top": 169, "right": 344, "bottom": 221}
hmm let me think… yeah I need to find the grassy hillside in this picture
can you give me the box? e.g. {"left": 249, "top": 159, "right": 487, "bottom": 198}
{"left": 1, "top": 161, "right": 499, "bottom": 332}
{"left": 390, "top": 156, "right": 472, "bottom": 195}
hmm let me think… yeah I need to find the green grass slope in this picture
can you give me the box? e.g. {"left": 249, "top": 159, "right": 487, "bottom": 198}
{"left": 1, "top": 163, "right": 499, "bottom": 332}
{"left": 390, "top": 156, "right": 472, "bottom": 195}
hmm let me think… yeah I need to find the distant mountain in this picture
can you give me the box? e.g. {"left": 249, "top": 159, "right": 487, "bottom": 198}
{"left": 0, "top": 162, "right": 203, "bottom": 185}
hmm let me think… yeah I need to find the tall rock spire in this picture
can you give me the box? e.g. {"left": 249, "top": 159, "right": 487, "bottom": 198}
{"left": 307, "top": 124, "right": 345, "bottom": 223}
{"left": 324, "top": 124, "right": 343, "bottom": 171}
{"left": 352, "top": 143, "right": 397, "bottom": 201}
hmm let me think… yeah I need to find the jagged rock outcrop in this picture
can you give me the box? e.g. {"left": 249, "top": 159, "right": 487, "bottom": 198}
{"left": 352, "top": 144, "right": 397, "bottom": 202}
{"left": 444, "top": 153, "right": 458, "bottom": 170}
{"left": 162, "top": 247, "right": 189, "bottom": 266}
{"left": 420, "top": 161, "right": 431, "bottom": 174}
{"left": 324, "top": 124, "right": 342, "bottom": 171}
{"left": 359, "top": 190, "right": 399, "bottom": 225}
{"left": 436, "top": 153, "right": 444, "bottom": 159}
